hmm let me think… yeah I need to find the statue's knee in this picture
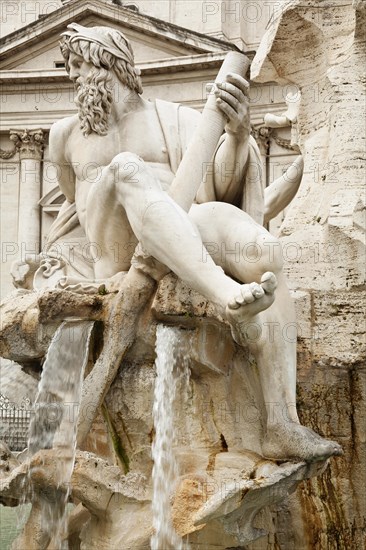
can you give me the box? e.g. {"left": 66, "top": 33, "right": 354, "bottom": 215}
{"left": 257, "top": 234, "right": 283, "bottom": 273}
{"left": 110, "top": 151, "right": 142, "bottom": 167}
{"left": 108, "top": 152, "right": 145, "bottom": 183}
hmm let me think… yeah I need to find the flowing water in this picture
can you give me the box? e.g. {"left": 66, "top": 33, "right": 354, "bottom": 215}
{"left": 25, "top": 320, "right": 94, "bottom": 549}
{"left": 151, "top": 325, "right": 191, "bottom": 550}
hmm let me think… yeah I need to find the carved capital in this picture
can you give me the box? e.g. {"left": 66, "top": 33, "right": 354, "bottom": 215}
{"left": 9, "top": 129, "right": 45, "bottom": 161}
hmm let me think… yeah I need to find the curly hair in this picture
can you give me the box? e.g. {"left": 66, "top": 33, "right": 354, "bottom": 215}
{"left": 60, "top": 26, "right": 143, "bottom": 95}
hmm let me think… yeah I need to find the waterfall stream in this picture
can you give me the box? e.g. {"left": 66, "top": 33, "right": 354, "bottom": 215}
{"left": 151, "top": 325, "right": 191, "bottom": 550}
{"left": 26, "top": 320, "right": 94, "bottom": 549}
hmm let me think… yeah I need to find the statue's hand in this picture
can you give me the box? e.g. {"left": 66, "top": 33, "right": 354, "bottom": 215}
{"left": 214, "top": 73, "right": 250, "bottom": 141}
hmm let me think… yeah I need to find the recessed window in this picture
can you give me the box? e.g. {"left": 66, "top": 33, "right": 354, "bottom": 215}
{"left": 54, "top": 62, "right": 65, "bottom": 69}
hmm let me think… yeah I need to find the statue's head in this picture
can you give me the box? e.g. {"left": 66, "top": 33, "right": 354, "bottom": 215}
{"left": 60, "top": 23, "right": 143, "bottom": 136}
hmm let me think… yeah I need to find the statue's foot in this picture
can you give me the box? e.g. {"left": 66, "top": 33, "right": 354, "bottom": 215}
{"left": 262, "top": 423, "right": 343, "bottom": 463}
{"left": 225, "top": 272, "right": 277, "bottom": 344}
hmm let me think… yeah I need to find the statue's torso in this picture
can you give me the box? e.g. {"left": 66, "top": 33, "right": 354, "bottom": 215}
{"left": 66, "top": 104, "right": 175, "bottom": 229}
{"left": 59, "top": 103, "right": 178, "bottom": 275}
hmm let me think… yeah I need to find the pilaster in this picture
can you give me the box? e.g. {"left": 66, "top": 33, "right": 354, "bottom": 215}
{"left": 9, "top": 129, "right": 45, "bottom": 257}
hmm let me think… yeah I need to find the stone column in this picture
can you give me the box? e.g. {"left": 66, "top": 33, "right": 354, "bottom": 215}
{"left": 10, "top": 129, "right": 45, "bottom": 259}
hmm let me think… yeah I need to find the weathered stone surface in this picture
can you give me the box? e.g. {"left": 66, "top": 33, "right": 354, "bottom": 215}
{"left": 0, "top": 290, "right": 52, "bottom": 362}
{"left": 152, "top": 273, "right": 225, "bottom": 325}
{"left": 0, "top": 290, "right": 106, "bottom": 363}
{"left": 37, "top": 289, "right": 104, "bottom": 323}
{"left": 103, "top": 292, "right": 339, "bottom": 548}
{"left": 0, "top": 280, "right": 339, "bottom": 548}
{"left": 0, "top": 288, "right": 105, "bottom": 363}
{"left": 0, "top": 443, "right": 331, "bottom": 549}
{"left": 251, "top": 0, "right": 366, "bottom": 547}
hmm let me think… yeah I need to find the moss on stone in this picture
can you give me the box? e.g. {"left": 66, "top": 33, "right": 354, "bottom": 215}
{"left": 101, "top": 404, "right": 130, "bottom": 474}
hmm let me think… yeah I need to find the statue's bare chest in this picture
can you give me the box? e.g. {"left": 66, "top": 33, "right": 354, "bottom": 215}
{"left": 69, "top": 108, "right": 169, "bottom": 173}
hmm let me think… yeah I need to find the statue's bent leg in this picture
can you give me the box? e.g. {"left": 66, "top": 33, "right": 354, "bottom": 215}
{"left": 190, "top": 202, "right": 343, "bottom": 462}
{"left": 96, "top": 153, "right": 274, "bottom": 315}
{"left": 189, "top": 202, "right": 281, "bottom": 322}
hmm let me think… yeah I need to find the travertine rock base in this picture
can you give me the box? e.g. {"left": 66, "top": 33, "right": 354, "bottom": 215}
{"left": 251, "top": 1, "right": 366, "bottom": 547}
{"left": 0, "top": 277, "right": 335, "bottom": 549}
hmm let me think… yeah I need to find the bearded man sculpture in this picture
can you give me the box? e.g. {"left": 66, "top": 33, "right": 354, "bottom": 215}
{"left": 33, "top": 23, "right": 341, "bottom": 462}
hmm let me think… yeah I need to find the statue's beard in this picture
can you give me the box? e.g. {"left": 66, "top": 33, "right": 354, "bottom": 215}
{"left": 75, "top": 68, "right": 113, "bottom": 136}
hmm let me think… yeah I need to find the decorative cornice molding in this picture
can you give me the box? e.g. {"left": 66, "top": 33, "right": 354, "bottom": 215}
{"left": 9, "top": 129, "right": 45, "bottom": 160}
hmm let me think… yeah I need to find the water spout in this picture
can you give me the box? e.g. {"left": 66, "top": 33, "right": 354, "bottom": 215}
{"left": 25, "top": 320, "right": 94, "bottom": 549}
{"left": 151, "top": 325, "right": 190, "bottom": 550}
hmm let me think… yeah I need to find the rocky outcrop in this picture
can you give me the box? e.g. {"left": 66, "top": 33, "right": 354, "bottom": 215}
{"left": 0, "top": 289, "right": 104, "bottom": 364}
{"left": 251, "top": 1, "right": 366, "bottom": 547}
{"left": 0, "top": 275, "right": 339, "bottom": 549}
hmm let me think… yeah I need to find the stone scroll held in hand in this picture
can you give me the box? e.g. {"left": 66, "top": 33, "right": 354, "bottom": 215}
{"left": 169, "top": 52, "right": 250, "bottom": 212}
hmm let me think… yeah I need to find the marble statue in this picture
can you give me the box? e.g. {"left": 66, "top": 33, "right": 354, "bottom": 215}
{"left": 23, "top": 22, "right": 339, "bottom": 463}
{"left": 2, "top": 0, "right": 364, "bottom": 544}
